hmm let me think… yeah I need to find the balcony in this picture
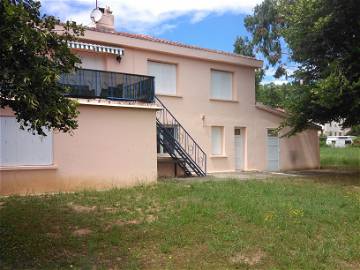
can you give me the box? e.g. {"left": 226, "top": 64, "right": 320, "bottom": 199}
{"left": 60, "top": 69, "right": 155, "bottom": 103}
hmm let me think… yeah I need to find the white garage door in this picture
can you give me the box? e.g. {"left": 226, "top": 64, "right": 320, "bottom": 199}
{"left": 267, "top": 129, "right": 279, "bottom": 171}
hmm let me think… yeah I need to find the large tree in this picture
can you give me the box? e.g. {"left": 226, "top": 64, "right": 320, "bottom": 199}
{"left": 234, "top": 36, "right": 265, "bottom": 93}
{"left": 0, "top": 0, "right": 83, "bottom": 135}
{"left": 244, "top": 0, "right": 360, "bottom": 135}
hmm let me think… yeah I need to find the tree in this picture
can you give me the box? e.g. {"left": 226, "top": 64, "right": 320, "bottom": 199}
{"left": 347, "top": 125, "right": 360, "bottom": 136}
{"left": 0, "top": 0, "right": 83, "bottom": 135}
{"left": 244, "top": 0, "right": 360, "bottom": 135}
{"left": 233, "top": 36, "right": 265, "bottom": 93}
{"left": 257, "top": 83, "right": 293, "bottom": 108}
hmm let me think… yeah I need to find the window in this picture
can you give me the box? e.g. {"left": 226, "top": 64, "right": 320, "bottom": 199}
{"left": 78, "top": 54, "right": 105, "bottom": 70}
{"left": 148, "top": 61, "right": 177, "bottom": 95}
{"left": 211, "top": 70, "right": 233, "bottom": 100}
{"left": 211, "top": 126, "right": 224, "bottom": 155}
{"left": 157, "top": 126, "right": 178, "bottom": 154}
{"left": 0, "top": 117, "right": 53, "bottom": 166}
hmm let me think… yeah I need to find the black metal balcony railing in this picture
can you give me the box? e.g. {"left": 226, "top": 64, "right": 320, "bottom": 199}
{"left": 60, "top": 69, "right": 155, "bottom": 102}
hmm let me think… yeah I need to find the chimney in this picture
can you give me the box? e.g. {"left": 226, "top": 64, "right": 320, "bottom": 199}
{"left": 96, "top": 7, "right": 115, "bottom": 31}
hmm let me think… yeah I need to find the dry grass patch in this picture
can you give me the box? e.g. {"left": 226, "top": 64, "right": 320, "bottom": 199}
{"left": 229, "top": 249, "right": 266, "bottom": 266}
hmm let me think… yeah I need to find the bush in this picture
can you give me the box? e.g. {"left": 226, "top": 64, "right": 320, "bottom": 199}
{"left": 352, "top": 137, "right": 360, "bottom": 147}
{"left": 319, "top": 135, "right": 327, "bottom": 147}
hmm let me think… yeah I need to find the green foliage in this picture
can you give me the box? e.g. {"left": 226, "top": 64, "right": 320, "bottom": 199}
{"left": 256, "top": 82, "right": 294, "bottom": 108}
{"left": 233, "top": 36, "right": 255, "bottom": 57}
{"left": 352, "top": 137, "right": 360, "bottom": 148}
{"left": 0, "top": 0, "right": 84, "bottom": 135}
{"left": 233, "top": 36, "right": 265, "bottom": 93}
{"left": 347, "top": 125, "right": 360, "bottom": 136}
{"left": 319, "top": 135, "right": 327, "bottom": 147}
{"left": 244, "top": 0, "right": 360, "bottom": 136}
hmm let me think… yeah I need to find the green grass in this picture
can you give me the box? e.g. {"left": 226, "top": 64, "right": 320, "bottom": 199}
{"left": 320, "top": 146, "right": 360, "bottom": 169}
{"left": 1, "top": 174, "right": 360, "bottom": 269}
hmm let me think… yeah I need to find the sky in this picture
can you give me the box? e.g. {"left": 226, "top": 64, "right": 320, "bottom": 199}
{"left": 40, "top": 0, "right": 286, "bottom": 84}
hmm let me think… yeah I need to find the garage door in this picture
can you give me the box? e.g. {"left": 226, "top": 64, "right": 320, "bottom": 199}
{"left": 267, "top": 129, "right": 279, "bottom": 171}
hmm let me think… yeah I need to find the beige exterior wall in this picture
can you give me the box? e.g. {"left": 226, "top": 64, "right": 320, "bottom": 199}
{"left": 0, "top": 28, "right": 320, "bottom": 195}
{"left": 70, "top": 30, "right": 319, "bottom": 172}
{"left": 0, "top": 104, "right": 157, "bottom": 195}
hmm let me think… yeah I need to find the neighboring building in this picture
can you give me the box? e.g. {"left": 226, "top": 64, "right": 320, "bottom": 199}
{"left": 321, "top": 121, "right": 350, "bottom": 136}
{"left": 0, "top": 7, "right": 320, "bottom": 195}
{"left": 326, "top": 136, "right": 356, "bottom": 148}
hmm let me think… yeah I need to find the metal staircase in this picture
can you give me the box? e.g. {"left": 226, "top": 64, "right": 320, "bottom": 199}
{"left": 155, "top": 96, "right": 207, "bottom": 177}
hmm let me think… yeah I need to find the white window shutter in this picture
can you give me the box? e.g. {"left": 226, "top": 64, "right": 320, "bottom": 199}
{"left": 211, "top": 126, "right": 223, "bottom": 155}
{"left": 211, "top": 70, "right": 233, "bottom": 100}
{"left": 148, "top": 61, "right": 177, "bottom": 95}
{"left": 78, "top": 55, "right": 105, "bottom": 70}
{"left": 0, "top": 117, "right": 53, "bottom": 166}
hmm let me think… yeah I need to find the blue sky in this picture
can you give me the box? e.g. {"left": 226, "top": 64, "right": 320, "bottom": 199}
{"left": 40, "top": 0, "right": 287, "bottom": 84}
{"left": 157, "top": 13, "right": 248, "bottom": 53}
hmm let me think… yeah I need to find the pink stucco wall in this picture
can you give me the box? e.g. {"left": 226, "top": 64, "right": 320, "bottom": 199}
{"left": 0, "top": 103, "right": 158, "bottom": 195}
{"left": 0, "top": 27, "right": 320, "bottom": 195}
{"left": 69, "top": 29, "right": 319, "bottom": 173}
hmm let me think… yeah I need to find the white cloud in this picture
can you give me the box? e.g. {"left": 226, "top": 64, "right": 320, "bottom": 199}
{"left": 40, "top": 0, "right": 262, "bottom": 34}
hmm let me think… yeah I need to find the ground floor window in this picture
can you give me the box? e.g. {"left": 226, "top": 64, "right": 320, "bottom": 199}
{"left": 0, "top": 117, "right": 53, "bottom": 166}
{"left": 211, "top": 126, "right": 224, "bottom": 155}
{"left": 157, "top": 125, "right": 178, "bottom": 154}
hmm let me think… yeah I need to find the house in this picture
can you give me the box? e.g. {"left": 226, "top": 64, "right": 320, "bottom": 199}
{"left": 0, "top": 7, "right": 320, "bottom": 195}
{"left": 321, "top": 121, "right": 350, "bottom": 136}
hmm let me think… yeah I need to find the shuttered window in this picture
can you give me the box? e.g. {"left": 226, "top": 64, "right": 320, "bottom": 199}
{"left": 0, "top": 117, "right": 53, "bottom": 166}
{"left": 148, "top": 61, "right": 177, "bottom": 95}
{"left": 211, "top": 70, "right": 233, "bottom": 100}
{"left": 78, "top": 54, "right": 105, "bottom": 70}
{"left": 211, "top": 126, "right": 224, "bottom": 155}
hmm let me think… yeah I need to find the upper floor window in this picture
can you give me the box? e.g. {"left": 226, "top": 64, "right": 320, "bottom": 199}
{"left": 78, "top": 54, "right": 105, "bottom": 70}
{"left": 0, "top": 117, "right": 53, "bottom": 166}
{"left": 211, "top": 70, "right": 233, "bottom": 100}
{"left": 148, "top": 61, "right": 177, "bottom": 95}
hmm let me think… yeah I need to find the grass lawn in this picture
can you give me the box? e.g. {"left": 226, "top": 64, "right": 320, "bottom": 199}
{"left": 320, "top": 146, "right": 360, "bottom": 169}
{"left": 1, "top": 173, "right": 360, "bottom": 269}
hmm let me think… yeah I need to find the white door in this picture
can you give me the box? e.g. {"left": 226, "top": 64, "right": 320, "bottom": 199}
{"left": 267, "top": 129, "right": 279, "bottom": 171}
{"left": 234, "top": 128, "right": 244, "bottom": 170}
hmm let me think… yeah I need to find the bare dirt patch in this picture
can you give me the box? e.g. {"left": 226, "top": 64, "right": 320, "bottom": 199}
{"left": 229, "top": 249, "right": 266, "bottom": 266}
{"left": 46, "top": 232, "right": 62, "bottom": 239}
{"left": 103, "top": 207, "right": 118, "bottom": 213}
{"left": 145, "top": 214, "right": 158, "bottom": 223}
{"left": 67, "top": 202, "right": 96, "bottom": 213}
{"left": 105, "top": 219, "right": 142, "bottom": 230}
{"left": 72, "top": 228, "right": 92, "bottom": 237}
